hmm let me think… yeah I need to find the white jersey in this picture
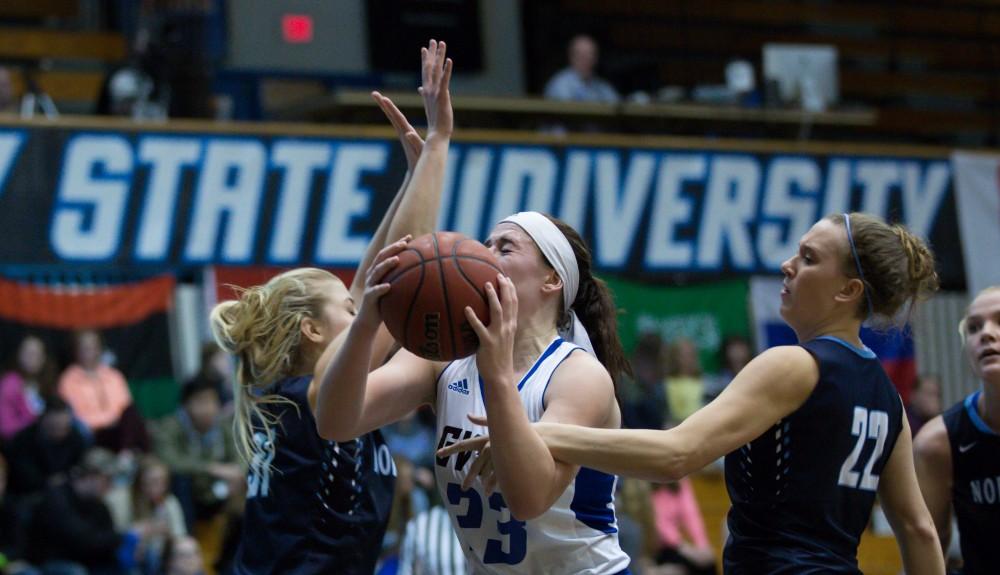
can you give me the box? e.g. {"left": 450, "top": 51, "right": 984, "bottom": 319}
{"left": 434, "top": 338, "right": 630, "bottom": 575}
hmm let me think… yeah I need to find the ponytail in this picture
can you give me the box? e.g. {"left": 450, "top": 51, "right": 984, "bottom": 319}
{"left": 827, "top": 213, "right": 939, "bottom": 325}
{"left": 209, "top": 268, "right": 337, "bottom": 462}
{"left": 545, "top": 216, "right": 632, "bottom": 391}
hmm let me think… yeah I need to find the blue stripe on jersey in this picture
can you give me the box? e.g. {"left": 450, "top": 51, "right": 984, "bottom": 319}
{"left": 541, "top": 346, "right": 583, "bottom": 410}
{"left": 571, "top": 466, "right": 618, "bottom": 534}
{"left": 517, "top": 338, "right": 563, "bottom": 391}
{"left": 965, "top": 391, "right": 999, "bottom": 436}
{"left": 815, "top": 335, "right": 877, "bottom": 359}
{"left": 479, "top": 338, "right": 566, "bottom": 404}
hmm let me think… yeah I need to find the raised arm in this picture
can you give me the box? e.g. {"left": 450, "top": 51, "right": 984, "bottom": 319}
{"left": 913, "top": 415, "right": 953, "bottom": 553}
{"left": 314, "top": 242, "right": 441, "bottom": 441}
{"left": 384, "top": 39, "right": 453, "bottom": 248}
{"left": 879, "top": 413, "right": 946, "bottom": 574}
{"left": 441, "top": 345, "right": 819, "bottom": 483}
{"left": 349, "top": 92, "right": 424, "bottom": 301}
{"left": 311, "top": 39, "right": 453, "bottom": 405}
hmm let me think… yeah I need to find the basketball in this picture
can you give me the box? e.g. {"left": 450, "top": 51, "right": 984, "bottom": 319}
{"left": 379, "top": 231, "right": 502, "bottom": 361}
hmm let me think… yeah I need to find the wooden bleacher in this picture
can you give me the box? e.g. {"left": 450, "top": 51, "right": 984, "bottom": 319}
{"left": 0, "top": 19, "right": 125, "bottom": 112}
{"left": 524, "top": 0, "right": 1000, "bottom": 145}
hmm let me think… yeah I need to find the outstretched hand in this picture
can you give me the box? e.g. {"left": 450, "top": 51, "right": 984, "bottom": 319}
{"left": 419, "top": 39, "right": 454, "bottom": 140}
{"left": 372, "top": 91, "right": 423, "bottom": 171}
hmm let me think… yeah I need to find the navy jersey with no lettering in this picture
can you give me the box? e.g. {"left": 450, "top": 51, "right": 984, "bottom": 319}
{"left": 724, "top": 337, "right": 903, "bottom": 574}
{"left": 942, "top": 391, "right": 1000, "bottom": 575}
{"left": 234, "top": 376, "right": 396, "bottom": 574}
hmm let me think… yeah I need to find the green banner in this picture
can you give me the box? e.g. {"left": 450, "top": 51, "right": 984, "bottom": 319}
{"left": 605, "top": 276, "right": 750, "bottom": 373}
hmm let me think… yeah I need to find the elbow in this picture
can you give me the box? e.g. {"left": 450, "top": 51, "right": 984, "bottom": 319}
{"left": 315, "top": 414, "right": 359, "bottom": 443}
{"left": 911, "top": 518, "right": 942, "bottom": 548}
{"left": 898, "top": 515, "right": 942, "bottom": 551}
{"left": 506, "top": 496, "right": 549, "bottom": 522}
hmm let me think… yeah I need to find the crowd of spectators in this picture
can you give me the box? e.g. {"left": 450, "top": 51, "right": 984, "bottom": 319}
{"left": 0, "top": 332, "right": 230, "bottom": 575}
{"left": 0, "top": 323, "right": 947, "bottom": 575}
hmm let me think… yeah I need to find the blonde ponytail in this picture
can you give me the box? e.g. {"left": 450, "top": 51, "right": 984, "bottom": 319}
{"left": 209, "top": 268, "right": 339, "bottom": 462}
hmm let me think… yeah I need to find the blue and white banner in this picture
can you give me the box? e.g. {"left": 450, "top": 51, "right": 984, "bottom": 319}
{"left": 952, "top": 151, "right": 1000, "bottom": 295}
{"left": 0, "top": 123, "right": 962, "bottom": 284}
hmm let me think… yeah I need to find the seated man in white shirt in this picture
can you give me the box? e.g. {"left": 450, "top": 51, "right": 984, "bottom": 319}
{"left": 544, "top": 34, "right": 620, "bottom": 103}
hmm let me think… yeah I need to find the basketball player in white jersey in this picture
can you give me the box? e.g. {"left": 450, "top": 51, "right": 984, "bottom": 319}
{"left": 315, "top": 212, "right": 632, "bottom": 574}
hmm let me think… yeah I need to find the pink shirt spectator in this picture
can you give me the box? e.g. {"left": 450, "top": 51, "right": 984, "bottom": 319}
{"left": 58, "top": 364, "right": 132, "bottom": 431}
{"left": 0, "top": 371, "right": 45, "bottom": 440}
{"left": 651, "top": 479, "right": 710, "bottom": 550}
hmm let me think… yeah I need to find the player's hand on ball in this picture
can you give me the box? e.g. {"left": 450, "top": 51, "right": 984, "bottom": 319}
{"left": 357, "top": 235, "right": 410, "bottom": 330}
{"left": 419, "top": 39, "right": 454, "bottom": 141}
{"left": 464, "top": 274, "right": 517, "bottom": 387}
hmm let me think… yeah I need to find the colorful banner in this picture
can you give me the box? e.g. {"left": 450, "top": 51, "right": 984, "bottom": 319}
{"left": 0, "top": 122, "right": 964, "bottom": 286}
{"left": 749, "top": 276, "right": 917, "bottom": 401}
{"left": 951, "top": 151, "right": 1000, "bottom": 296}
{"left": 0, "top": 272, "right": 177, "bottom": 417}
{"left": 606, "top": 276, "right": 750, "bottom": 373}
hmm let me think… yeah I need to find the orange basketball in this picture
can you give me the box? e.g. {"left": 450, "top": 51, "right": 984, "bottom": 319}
{"left": 379, "top": 232, "right": 502, "bottom": 361}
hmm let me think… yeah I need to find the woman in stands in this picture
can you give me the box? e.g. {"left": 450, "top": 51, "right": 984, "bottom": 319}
{"left": 209, "top": 40, "right": 453, "bottom": 574}
{"left": 442, "top": 213, "right": 946, "bottom": 574}
{"left": 914, "top": 286, "right": 1000, "bottom": 575}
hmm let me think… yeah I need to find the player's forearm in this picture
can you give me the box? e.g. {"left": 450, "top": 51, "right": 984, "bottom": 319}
{"left": 896, "top": 520, "right": 945, "bottom": 575}
{"left": 385, "top": 136, "right": 448, "bottom": 244}
{"left": 541, "top": 423, "right": 691, "bottom": 482}
{"left": 315, "top": 320, "right": 379, "bottom": 441}
{"left": 352, "top": 170, "right": 411, "bottom": 298}
{"left": 482, "top": 378, "right": 561, "bottom": 520}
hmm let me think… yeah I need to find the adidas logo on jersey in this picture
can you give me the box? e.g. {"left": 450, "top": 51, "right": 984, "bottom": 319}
{"left": 447, "top": 378, "right": 470, "bottom": 395}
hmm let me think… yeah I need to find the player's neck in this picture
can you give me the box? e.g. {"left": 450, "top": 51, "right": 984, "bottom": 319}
{"left": 512, "top": 322, "right": 558, "bottom": 374}
{"left": 795, "top": 317, "right": 864, "bottom": 349}
{"left": 978, "top": 382, "right": 1000, "bottom": 433}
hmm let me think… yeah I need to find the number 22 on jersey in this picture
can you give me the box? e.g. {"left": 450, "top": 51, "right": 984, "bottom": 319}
{"left": 838, "top": 406, "right": 889, "bottom": 491}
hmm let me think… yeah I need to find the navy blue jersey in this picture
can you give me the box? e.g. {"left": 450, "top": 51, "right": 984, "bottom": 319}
{"left": 234, "top": 376, "right": 396, "bottom": 574}
{"left": 724, "top": 336, "right": 903, "bottom": 574}
{"left": 942, "top": 391, "right": 1000, "bottom": 575}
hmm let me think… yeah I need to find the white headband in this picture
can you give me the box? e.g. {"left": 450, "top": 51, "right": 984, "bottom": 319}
{"left": 499, "top": 211, "right": 595, "bottom": 355}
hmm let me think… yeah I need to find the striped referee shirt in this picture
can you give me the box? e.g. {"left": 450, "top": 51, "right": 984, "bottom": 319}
{"left": 399, "top": 506, "right": 468, "bottom": 575}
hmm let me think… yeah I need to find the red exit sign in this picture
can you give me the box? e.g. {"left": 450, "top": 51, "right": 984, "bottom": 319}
{"left": 282, "top": 14, "right": 313, "bottom": 44}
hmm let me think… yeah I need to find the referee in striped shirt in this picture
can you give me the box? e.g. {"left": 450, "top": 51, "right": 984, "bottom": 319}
{"left": 399, "top": 505, "right": 468, "bottom": 575}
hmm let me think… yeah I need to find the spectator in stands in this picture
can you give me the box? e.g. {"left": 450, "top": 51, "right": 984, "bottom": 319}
{"left": 665, "top": 338, "right": 705, "bottom": 422}
{"left": 184, "top": 342, "right": 233, "bottom": 410}
{"left": 544, "top": 34, "right": 620, "bottom": 103}
{"left": 620, "top": 332, "right": 669, "bottom": 430}
{"left": 906, "top": 373, "right": 942, "bottom": 435}
{"left": 383, "top": 408, "right": 436, "bottom": 471}
{"left": 26, "top": 448, "right": 164, "bottom": 575}
{"left": 615, "top": 478, "right": 660, "bottom": 574}
{"left": 6, "top": 397, "right": 86, "bottom": 496}
{"left": 0, "top": 334, "right": 59, "bottom": 441}
{"left": 160, "top": 535, "right": 206, "bottom": 575}
{"left": 154, "top": 377, "right": 240, "bottom": 527}
{"left": 0, "top": 67, "right": 17, "bottom": 115}
{"left": 58, "top": 329, "right": 149, "bottom": 453}
{"left": 704, "top": 335, "right": 753, "bottom": 402}
{"left": 58, "top": 330, "right": 132, "bottom": 433}
{"left": 650, "top": 478, "right": 715, "bottom": 575}
{"left": 107, "top": 455, "right": 186, "bottom": 575}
